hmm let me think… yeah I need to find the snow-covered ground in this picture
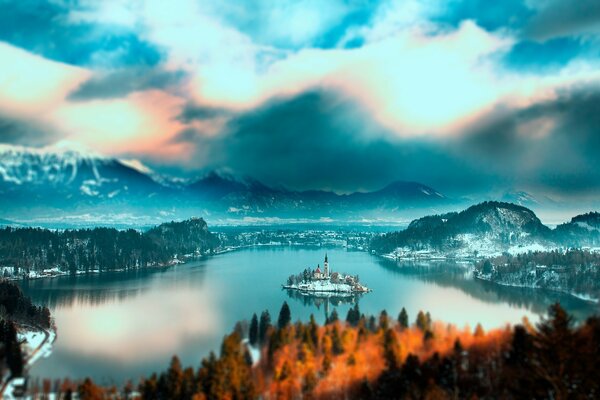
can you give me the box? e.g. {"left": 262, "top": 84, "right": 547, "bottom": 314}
{"left": 1, "top": 327, "right": 56, "bottom": 399}
{"left": 242, "top": 339, "right": 261, "bottom": 365}
{"left": 285, "top": 279, "right": 370, "bottom": 293}
{"left": 383, "top": 235, "right": 556, "bottom": 261}
{"left": 475, "top": 271, "right": 599, "bottom": 304}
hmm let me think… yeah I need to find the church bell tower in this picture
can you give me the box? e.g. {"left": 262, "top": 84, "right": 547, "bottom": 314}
{"left": 324, "top": 253, "right": 329, "bottom": 277}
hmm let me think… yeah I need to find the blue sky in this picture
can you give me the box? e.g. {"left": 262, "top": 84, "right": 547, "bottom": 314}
{"left": 0, "top": 0, "right": 599, "bottom": 199}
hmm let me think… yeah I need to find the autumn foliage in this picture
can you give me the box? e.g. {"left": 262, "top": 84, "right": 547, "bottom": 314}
{"left": 39, "top": 302, "right": 600, "bottom": 399}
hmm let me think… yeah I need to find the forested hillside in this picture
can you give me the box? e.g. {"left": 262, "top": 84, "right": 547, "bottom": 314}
{"left": 36, "top": 302, "right": 600, "bottom": 399}
{"left": 554, "top": 212, "right": 600, "bottom": 247}
{"left": 475, "top": 249, "right": 600, "bottom": 300}
{"left": 370, "top": 202, "right": 597, "bottom": 256}
{"left": 0, "top": 218, "right": 219, "bottom": 276}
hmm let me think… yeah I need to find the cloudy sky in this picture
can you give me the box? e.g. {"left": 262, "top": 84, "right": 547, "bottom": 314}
{"left": 1, "top": 0, "right": 599, "bottom": 198}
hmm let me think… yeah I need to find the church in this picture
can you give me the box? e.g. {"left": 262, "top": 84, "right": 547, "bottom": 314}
{"left": 312, "top": 254, "right": 330, "bottom": 280}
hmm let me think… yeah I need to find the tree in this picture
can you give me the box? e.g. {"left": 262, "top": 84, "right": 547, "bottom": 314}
{"left": 531, "top": 303, "right": 575, "bottom": 400}
{"left": 165, "top": 356, "right": 183, "bottom": 398}
{"left": 330, "top": 325, "right": 344, "bottom": 355}
{"left": 327, "top": 309, "right": 339, "bottom": 325}
{"left": 259, "top": 310, "right": 271, "bottom": 344}
{"left": 249, "top": 313, "right": 258, "bottom": 346}
{"left": 474, "top": 323, "right": 484, "bottom": 338}
{"left": 368, "top": 316, "right": 377, "bottom": 332}
{"left": 78, "top": 378, "right": 104, "bottom": 400}
{"left": 398, "top": 307, "right": 409, "bottom": 330}
{"left": 346, "top": 304, "right": 360, "bottom": 326}
{"left": 379, "top": 310, "right": 390, "bottom": 330}
{"left": 309, "top": 315, "right": 319, "bottom": 349}
{"left": 302, "top": 367, "right": 318, "bottom": 396}
{"left": 416, "top": 311, "right": 428, "bottom": 331}
{"left": 278, "top": 302, "right": 291, "bottom": 329}
{"left": 383, "top": 329, "right": 402, "bottom": 370}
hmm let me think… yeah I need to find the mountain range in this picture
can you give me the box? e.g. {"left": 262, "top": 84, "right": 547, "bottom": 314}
{"left": 0, "top": 143, "right": 454, "bottom": 226}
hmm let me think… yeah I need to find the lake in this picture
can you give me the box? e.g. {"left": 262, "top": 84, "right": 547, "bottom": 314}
{"left": 18, "top": 246, "right": 599, "bottom": 386}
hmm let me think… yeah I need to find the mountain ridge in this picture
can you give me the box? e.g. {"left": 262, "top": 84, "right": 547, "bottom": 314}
{"left": 0, "top": 143, "right": 452, "bottom": 224}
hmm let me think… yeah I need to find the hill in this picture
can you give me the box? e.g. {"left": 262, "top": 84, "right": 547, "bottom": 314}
{"left": 0, "top": 218, "right": 219, "bottom": 277}
{"left": 370, "top": 201, "right": 554, "bottom": 258}
{"left": 553, "top": 212, "right": 600, "bottom": 247}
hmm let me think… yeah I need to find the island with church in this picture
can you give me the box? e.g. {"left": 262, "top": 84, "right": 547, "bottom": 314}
{"left": 283, "top": 254, "right": 371, "bottom": 294}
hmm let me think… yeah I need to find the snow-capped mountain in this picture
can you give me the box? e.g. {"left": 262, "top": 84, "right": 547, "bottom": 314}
{"left": 0, "top": 143, "right": 453, "bottom": 224}
{"left": 0, "top": 142, "right": 164, "bottom": 199}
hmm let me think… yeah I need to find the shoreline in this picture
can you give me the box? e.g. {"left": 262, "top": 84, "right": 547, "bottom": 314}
{"left": 474, "top": 274, "right": 600, "bottom": 304}
{"left": 4, "top": 242, "right": 352, "bottom": 282}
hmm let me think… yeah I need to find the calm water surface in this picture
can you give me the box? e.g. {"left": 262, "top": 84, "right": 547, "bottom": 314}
{"left": 19, "top": 247, "right": 599, "bottom": 385}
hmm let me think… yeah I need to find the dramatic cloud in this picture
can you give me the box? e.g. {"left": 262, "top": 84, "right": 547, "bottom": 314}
{"left": 68, "top": 67, "right": 186, "bottom": 100}
{"left": 0, "top": 0, "right": 599, "bottom": 201}
{"left": 172, "top": 89, "right": 493, "bottom": 194}
{"left": 0, "top": 113, "right": 61, "bottom": 146}
{"left": 173, "top": 86, "right": 600, "bottom": 198}
{"left": 459, "top": 86, "right": 600, "bottom": 196}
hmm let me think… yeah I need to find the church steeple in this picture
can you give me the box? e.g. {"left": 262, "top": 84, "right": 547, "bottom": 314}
{"left": 324, "top": 253, "right": 329, "bottom": 277}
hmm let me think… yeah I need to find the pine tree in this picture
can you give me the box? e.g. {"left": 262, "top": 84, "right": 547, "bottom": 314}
{"left": 259, "top": 310, "right": 271, "bottom": 344}
{"left": 346, "top": 304, "right": 360, "bottom": 326}
{"left": 368, "top": 316, "right": 377, "bottom": 332}
{"left": 379, "top": 310, "right": 389, "bottom": 330}
{"left": 309, "top": 315, "right": 319, "bottom": 350}
{"left": 328, "top": 309, "right": 339, "bottom": 325}
{"left": 398, "top": 307, "right": 409, "bottom": 330}
{"left": 78, "top": 378, "right": 104, "bottom": 400}
{"left": 249, "top": 313, "right": 258, "bottom": 346}
{"left": 331, "top": 325, "right": 344, "bottom": 355}
{"left": 416, "top": 311, "right": 428, "bottom": 331}
{"left": 165, "top": 356, "right": 183, "bottom": 398}
{"left": 474, "top": 323, "right": 484, "bottom": 338}
{"left": 383, "top": 328, "right": 402, "bottom": 371}
{"left": 278, "top": 302, "right": 291, "bottom": 329}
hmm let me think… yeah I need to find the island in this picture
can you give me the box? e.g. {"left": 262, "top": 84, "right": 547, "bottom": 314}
{"left": 283, "top": 254, "right": 371, "bottom": 294}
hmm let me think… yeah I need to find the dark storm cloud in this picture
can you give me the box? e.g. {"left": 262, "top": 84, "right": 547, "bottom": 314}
{"left": 458, "top": 86, "right": 600, "bottom": 195}
{"left": 177, "top": 103, "right": 233, "bottom": 123}
{"left": 68, "top": 68, "right": 186, "bottom": 101}
{"left": 173, "top": 89, "right": 492, "bottom": 194}
{"left": 169, "top": 86, "right": 600, "bottom": 198}
{"left": 525, "top": 0, "right": 600, "bottom": 41}
{"left": 0, "top": 113, "right": 61, "bottom": 146}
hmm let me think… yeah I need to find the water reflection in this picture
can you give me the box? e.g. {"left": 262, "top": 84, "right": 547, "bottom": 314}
{"left": 375, "top": 258, "right": 600, "bottom": 322}
{"left": 15, "top": 247, "right": 600, "bottom": 385}
{"left": 19, "top": 266, "right": 207, "bottom": 308}
{"left": 284, "top": 288, "right": 362, "bottom": 319}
